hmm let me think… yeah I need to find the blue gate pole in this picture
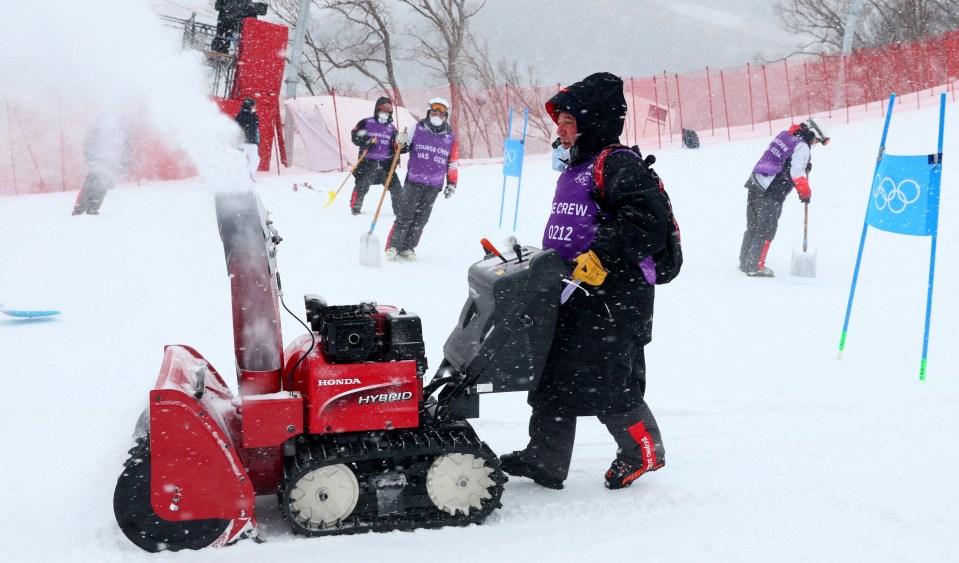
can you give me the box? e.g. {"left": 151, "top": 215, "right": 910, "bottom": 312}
{"left": 511, "top": 107, "right": 530, "bottom": 231}
{"left": 839, "top": 93, "right": 896, "bottom": 359}
{"left": 498, "top": 108, "right": 514, "bottom": 228}
{"left": 919, "top": 93, "right": 947, "bottom": 380}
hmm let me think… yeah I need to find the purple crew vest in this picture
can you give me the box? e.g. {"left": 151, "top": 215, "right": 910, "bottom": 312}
{"left": 405, "top": 123, "right": 455, "bottom": 188}
{"left": 362, "top": 118, "right": 396, "bottom": 161}
{"left": 542, "top": 156, "right": 601, "bottom": 261}
{"left": 752, "top": 130, "right": 800, "bottom": 177}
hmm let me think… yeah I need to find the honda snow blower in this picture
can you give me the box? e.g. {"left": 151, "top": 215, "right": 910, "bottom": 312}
{"left": 113, "top": 191, "right": 564, "bottom": 552}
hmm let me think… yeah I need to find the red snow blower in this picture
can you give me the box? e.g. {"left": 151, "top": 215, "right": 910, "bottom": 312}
{"left": 113, "top": 191, "right": 565, "bottom": 552}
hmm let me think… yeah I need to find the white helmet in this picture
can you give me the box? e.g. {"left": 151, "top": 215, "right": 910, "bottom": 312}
{"left": 427, "top": 97, "right": 451, "bottom": 114}
{"left": 802, "top": 117, "right": 830, "bottom": 145}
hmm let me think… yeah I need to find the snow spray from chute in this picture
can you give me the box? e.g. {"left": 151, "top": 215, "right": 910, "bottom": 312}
{"left": 838, "top": 93, "right": 946, "bottom": 381}
{"left": 0, "top": 1, "right": 250, "bottom": 189}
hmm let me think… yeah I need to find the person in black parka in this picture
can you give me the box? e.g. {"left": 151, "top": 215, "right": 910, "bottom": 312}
{"left": 499, "top": 72, "right": 671, "bottom": 490}
{"left": 234, "top": 97, "right": 260, "bottom": 180}
{"left": 349, "top": 96, "right": 404, "bottom": 215}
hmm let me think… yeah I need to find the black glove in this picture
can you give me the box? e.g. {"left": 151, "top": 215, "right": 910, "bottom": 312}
{"left": 444, "top": 183, "right": 456, "bottom": 199}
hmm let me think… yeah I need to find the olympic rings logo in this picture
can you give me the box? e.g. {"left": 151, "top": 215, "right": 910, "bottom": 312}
{"left": 872, "top": 175, "right": 921, "bottom": 214}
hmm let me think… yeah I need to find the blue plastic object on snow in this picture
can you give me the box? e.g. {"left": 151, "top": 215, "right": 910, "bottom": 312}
{"left": 0, "top": 302, "right": 60, "bottom": 318}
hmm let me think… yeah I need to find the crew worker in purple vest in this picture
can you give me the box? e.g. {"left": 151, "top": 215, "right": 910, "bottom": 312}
{"left": 739, "top": 118, "right": 829, "bottom": 277}
{"left": 349, "top": 97, "right": 404, "bottom": 215}
{"left": 498, "top": 73, "right": 673, "bottom": 491}
{"left": 384, "top": 97, "right": 458, "bottom": 262}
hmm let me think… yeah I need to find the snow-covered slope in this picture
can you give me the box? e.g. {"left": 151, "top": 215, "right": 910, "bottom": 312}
{"left": 2, "top": 98, "right": 958, "bottom": 561}
{"left": 3, "top": 1, "right": 957, "bottom": 561}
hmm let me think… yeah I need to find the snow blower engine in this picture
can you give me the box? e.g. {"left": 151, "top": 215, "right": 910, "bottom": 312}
{"left": 113, "top": 191, "right": 565, "bottom": 552}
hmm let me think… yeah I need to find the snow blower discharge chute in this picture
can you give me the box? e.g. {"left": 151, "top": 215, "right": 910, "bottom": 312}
{"left": 113, "top": 191, "right": 565, "bottom": 552}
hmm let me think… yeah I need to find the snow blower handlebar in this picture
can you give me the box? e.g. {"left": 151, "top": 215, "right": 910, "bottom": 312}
{"left": 425, "top": 243, "right": 566, "bottom": 421}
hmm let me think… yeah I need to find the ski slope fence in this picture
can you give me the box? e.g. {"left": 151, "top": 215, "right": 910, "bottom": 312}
{"left": 3, "top": 29, "right": 958, "bottom": 196}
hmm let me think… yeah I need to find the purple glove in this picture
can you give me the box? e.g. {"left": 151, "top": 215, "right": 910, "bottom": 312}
{"left": 639, "top": 255, "right": 656, "bottom": 285}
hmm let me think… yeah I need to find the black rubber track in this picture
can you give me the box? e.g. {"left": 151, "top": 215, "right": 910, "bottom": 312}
{"left": 278, "top": 422, "right": 507, "bottom": 537}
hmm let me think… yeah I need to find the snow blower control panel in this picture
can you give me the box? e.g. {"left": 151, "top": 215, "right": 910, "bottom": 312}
{"left": 440, "top": 245, "right": 565, "bottom": 414}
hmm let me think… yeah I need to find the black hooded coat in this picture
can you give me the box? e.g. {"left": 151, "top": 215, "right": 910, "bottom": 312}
{"left": 528, "top": 72, "right": 672, "bottom": 416}
{"left": 234, "top": 106, "right": 259, "bottom": 145}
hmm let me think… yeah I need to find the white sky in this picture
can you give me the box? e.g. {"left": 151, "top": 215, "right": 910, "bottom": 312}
{"left": 150, "top": 0, "right": 797, "bottom": 88}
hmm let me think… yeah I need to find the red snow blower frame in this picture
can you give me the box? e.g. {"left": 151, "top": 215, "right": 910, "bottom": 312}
{"left": 113, "top": 191, "right": 565, "bottom": 552}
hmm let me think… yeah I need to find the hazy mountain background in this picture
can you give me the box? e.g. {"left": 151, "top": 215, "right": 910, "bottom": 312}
{"left": 152, "top": 0, "right": 798, "bottom": 88}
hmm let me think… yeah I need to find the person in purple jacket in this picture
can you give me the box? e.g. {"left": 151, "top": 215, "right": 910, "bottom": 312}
{"left": 349, "top": 96, "right": 403, "bottom": 215}
{"left": 498, "top": 73, "right": 672, "bottom": 491}
{"left": 384, "top": 97, "right": 458, "bottom": 262}
{"left": 739, "top": 118, "right": 829, "bottom": 277}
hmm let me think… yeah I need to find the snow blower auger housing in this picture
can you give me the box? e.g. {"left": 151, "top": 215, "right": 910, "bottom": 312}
{"left": 113, "top": 191, "right": 565, "bottom": 552}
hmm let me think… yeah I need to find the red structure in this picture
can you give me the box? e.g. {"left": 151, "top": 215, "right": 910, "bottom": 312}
{"left": 215, "top": 18, "right": 289, "bottom": 171}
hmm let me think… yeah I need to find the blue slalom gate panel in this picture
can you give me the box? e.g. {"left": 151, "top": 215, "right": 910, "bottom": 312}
{"left": 503, "top": 138, "right": 524, "bottom": 178}
{"left": 866, "top": 153, "right": 942, "bottom": 237}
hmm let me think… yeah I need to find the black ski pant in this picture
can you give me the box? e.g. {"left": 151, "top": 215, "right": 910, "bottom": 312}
{"left": 518, "top": 400, "right": 665, "bottom": 482}
{"left": 739, "top": 176, "right": 786, "bottom": 272}
{"left": 386, "top": 182, "right": 439, "bottom": 253}
{"left": 350, "top": 158, "right": 402, "bottom": 214}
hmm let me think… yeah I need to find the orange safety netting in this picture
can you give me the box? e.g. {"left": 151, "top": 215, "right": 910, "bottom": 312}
{"left": 3, "top": 29, "right": 958, "bottom": 196}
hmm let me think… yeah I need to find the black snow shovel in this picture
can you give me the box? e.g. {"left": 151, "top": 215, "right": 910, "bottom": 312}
{"left": 359, "top": 129, "right": 405, "bottom": 267}
{"left": 790, "top": 202, "right": 817, "bottom": 277}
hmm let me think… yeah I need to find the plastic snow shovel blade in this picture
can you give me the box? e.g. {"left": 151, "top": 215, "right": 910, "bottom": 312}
{"left": 322, "top": 191, "right": 337, "bottom": 208}
{"left": 0, "top": 303, "right": 60, "bottom": 317}
{"left": 360, "top": 232, "right": 381, "bottom": 267}
{"left": 2, "top": 309, "right": 60, "bottom": 317}
{"left": 790, "top": 248, "right": 817, "bottom": 278}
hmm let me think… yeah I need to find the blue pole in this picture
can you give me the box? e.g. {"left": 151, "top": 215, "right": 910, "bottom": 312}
{"left": 919, "top": 93, "right": 947, "bottom": 380}
{"left": 922, "top": 234, "right": 938, "bottom": 380}
{"left": 511, "top": 108, "right": 530, "bottom": 231}
{"left": 498, "top": 108, "right": 513, "bottom": 228}
{"left": 839, "top": 93, "right": 897, "bottom": 358}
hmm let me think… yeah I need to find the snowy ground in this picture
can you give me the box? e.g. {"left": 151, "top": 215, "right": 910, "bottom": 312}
{"left": 2, "top": 101, "right": 959, "bottom": 562}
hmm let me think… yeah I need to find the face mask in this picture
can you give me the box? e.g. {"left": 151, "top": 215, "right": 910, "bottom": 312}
{"left": 377, "top": 112, "right": 390, "bottom": 123}
{"left": 552, "top": 145, "right": 571, "bottom": 171}
{"left": 429, "top": 115, "right": 444, "bottom": 127}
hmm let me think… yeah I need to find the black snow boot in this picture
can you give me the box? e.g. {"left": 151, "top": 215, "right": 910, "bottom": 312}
{"left": 499, "top": 451, "right": 564, "bottom": 490}
{"left": 604, "top": 457, "right": 664, "bottom": 490}
{"left": 745, "top": 267, "right": 775, "bottom": 278}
